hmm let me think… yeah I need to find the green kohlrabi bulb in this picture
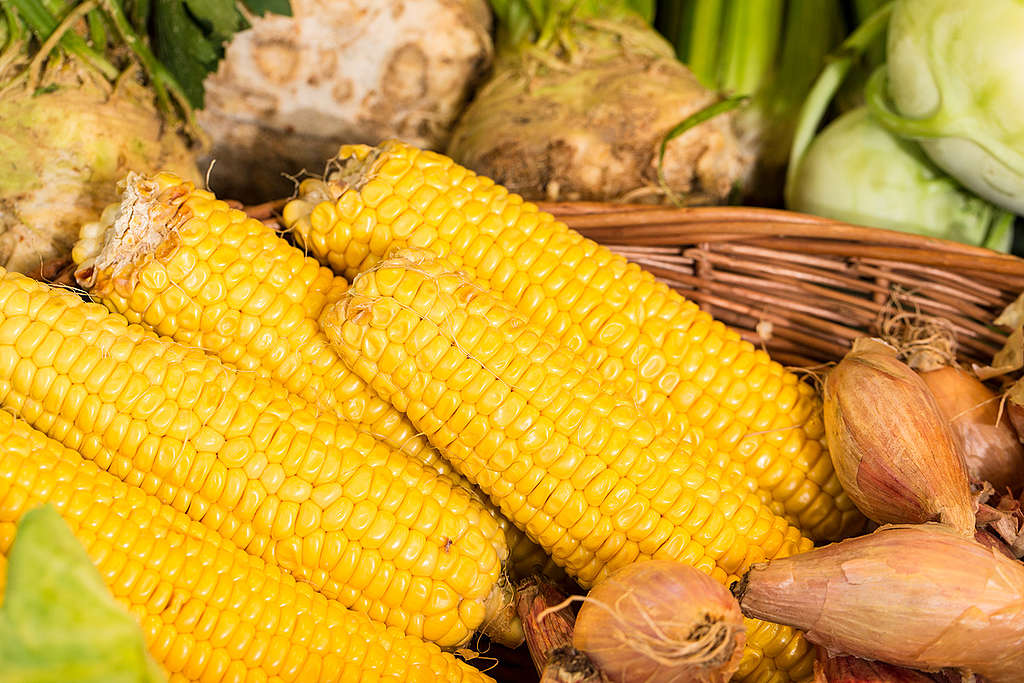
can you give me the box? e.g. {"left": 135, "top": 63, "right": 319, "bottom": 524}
{"left": 876, "top": 0, "right": 1024, "bottom": 215}
{"left": 787, "top": 107, "right": 1014, "bottom": 252}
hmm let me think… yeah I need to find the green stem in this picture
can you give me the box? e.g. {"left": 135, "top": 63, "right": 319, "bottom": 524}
{"left": 784, "top": 0, "right": 894, "bottom": 206}
{"left": 87, "top": 8, "right": 106, "bottom": 53}
{"left": 0, "top": 4, "right": 25, "bottom": 70}
{"left": 25, "top": 0, "right": 100, "bottom": 90}
{"left": 718, "top": 0, "right": 784, "bottom": 96}
{"left": 10, "top": 0, "right": 118, "bottom": 79}
{"left": 100, "top": 0, "right": 192, "bottom": 125}
{"left": 658, "top": 94, "right": 749, "bottom": 204}
{"left": 685, "top": 0, "right": 724, "bottom": 88}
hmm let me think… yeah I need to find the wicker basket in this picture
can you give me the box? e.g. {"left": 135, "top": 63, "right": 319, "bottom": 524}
{"left": 541, "top": 203, "right": 1024, "bottom": 370}
{"left": 454, "top": 203, "right": 1024, "bottom": 682}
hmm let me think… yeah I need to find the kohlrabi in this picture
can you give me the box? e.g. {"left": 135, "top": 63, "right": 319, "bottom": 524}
{"left": 788, "top": 107, "right": 1014, "bottom": 252}
{"left": 868, "top": 0, "right": 1024, "bottom": 214}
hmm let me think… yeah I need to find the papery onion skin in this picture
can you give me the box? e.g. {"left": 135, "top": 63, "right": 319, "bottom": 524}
{"left": 822, "top": 339, "right": 975, "bottom": 533}
{"left": 820, "top": 652, "right": 941, "bottom": 682}
{"left": 735, "top": 523, "right": 1024, "bottom": 682}
{"left": 573, "top": 560, "right": 745, "bottom": 683}
{"left": 919, "top": 365, "right": 1024, "bottom": 493}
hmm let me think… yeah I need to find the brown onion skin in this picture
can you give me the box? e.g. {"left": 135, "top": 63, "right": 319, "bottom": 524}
{"left": 823, "top": 340, "right": 975, "bottom": 533}
{"left": 735, "top": 524, "right": 1024, "bottom": 682}
{"left": 919, "top": 366, "right": 1024, "bottom": 492}
{"left": 820, "top": 653, "right": 941, "bottom": 682}
{"left": 574, "top": 560, "right": 745, "bottom": 683}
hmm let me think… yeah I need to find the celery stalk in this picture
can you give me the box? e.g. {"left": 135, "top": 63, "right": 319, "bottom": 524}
{"left": 717, "top": 0, "right": 784, "bottom": 96}
{"left": 684, "top": 0, "right": 724, "bottom": 88}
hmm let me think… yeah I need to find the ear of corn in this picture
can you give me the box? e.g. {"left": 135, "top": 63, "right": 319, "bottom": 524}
{"left": 73, "top": 172, "right": 437, "bottom": 469}
{"left": 0, "top": 408, "right": 494, "bottom": 683}
{"left": 320, "top": 248, "right": 817, "bottom": 682}
{"left": 0, "top": 267, "right": 511, "bottom": 649}
{"left": 72, "top": 171, "right": 562, "bottom": 585}
{"left": 283, "top": 140, "right": 863, "bottom": 543}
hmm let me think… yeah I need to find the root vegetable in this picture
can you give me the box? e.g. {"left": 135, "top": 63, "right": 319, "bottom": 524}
{"left": 445, "top": 0, "right": 753, "bottom": 204}
{"left": 0, "top": 0, "right": 282, "bottom": 273}
{"left": 822, "top": 338, "right": 976, "bottom": 533}
{"left": 198, "top": 0, "right": 493, "bottom": 202}
{"left": 734, "top": 523, "right": 1024, "bottom": 682}
{"left": 573, "top": 560, "right": 746, "bottom": 683}
{"left": 918, "top": 365, "right": 1024, "bottom": 492}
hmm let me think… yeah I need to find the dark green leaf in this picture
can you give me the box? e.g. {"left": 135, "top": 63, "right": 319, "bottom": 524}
{"left": 183, "top": 0, "right": 242, "bottom": 41}
{"left": 152, "top": 0, "right": 220, "bottom": 108}
{"left": 243, "top": 0, "right": 292, "bottom": 17}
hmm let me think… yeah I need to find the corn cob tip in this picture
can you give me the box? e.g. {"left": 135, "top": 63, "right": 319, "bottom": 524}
{"left": 479, "top": 575, "right": 526, "bottom": 649}
{"left": 72, "top": 171, "right": 193, "bottom": 290}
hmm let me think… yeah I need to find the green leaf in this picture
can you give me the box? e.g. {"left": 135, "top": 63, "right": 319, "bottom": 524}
{"left": 151, "top": 0, "right": 222, "bottom": 107}
{"left": 0, "top": 505, "right": 165, "bottom": 683}
{"left": 243, "top": 0, "right": 292, "bottom": 17}
{"left": 149, "top": 0, "right": 291, "bottom": 109}
{"left": 182, "top": 0, "right": 242, "bottom": 41}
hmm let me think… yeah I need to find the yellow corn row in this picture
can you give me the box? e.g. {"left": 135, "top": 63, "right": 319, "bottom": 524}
{"left": 283, "top": 140, "right": 863, "bottom": 542}
{"left": 0, "top": 409, "right": 493, "bottom": 683}
{"left": 0, "top": 268, "right": 511, "bottom": 649}
{"left": 73, "top": 172, "right": 438, "bottom": 468}
{"left": 72, "top": 171, "right": 561, "bottom": 584}
{"left": 320, "top": 249, "right": 817, "bottom": 682}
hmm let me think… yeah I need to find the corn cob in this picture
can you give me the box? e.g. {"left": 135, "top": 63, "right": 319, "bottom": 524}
{"left": 0, "top": 409, "right": 493, "bottom": 683}
{"left": 73, "top": 172, "right": 437, "bottom": 468}
{"left": 72, "top": 170, "right": 562, "bottom": 584}
{"left": 320, "top": 248, "right": 817, "bottom": 682}
{"left": 283, "top": 140, "right": 863, "bottom": 542}
{"left": 0, "top": 268, "right": 513, "bottom": 649}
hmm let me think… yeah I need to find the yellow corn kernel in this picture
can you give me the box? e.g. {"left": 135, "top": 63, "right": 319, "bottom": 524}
{"left": 73, "top": 171, "right": 553, "bottom": 582}
{"left": 283, "top": 140, "right": 864, "bottom": 543}
{"left": 72, "top": 171, "right": 438, "bottom": 468}
{"left": 0, "top": 268, "right": 509, "bottom": 649}
{"left": 320, "top": 248, "right": 815, "bottom": 681}
{"left": 0, "top": 409, "right": 493, "bottom": 683}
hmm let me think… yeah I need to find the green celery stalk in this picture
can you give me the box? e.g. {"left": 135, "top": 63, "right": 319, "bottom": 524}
{"left": 717, "top": 0, "right": 784, "bottom": 96}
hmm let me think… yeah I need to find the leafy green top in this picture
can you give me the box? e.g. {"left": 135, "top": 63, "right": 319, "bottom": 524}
{"left": 487, "top": 0, "right": 654, "bottom": 52}
{"left": 1, "top": 0, "right": 291, "bottom": 119}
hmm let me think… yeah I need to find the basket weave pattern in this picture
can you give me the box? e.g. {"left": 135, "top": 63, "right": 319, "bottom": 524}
{"left": 542, "top": 203, "right": 1024, "bottom": 369}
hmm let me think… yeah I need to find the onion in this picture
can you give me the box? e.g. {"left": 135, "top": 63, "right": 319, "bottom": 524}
{"left": 572, "top": 560, "right": 745, "bottom": 683}
{"left": 918, "top": 365, "right": 1024, "bottom": 493}
{"left": 819, "top": 653, "right": 942, "bottom": 682}
{"left": 733, "top": 523, "right": 1024, "bottom": 682}
{"left": 822, "top": 338, "right": 976, "bottom": 533}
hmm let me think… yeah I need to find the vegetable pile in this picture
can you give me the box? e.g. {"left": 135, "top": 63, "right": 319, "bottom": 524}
{"left": 4, "top": 2, "right": 1024, "bottom": 683}
{"left": 0, "top": 0, "right": 288, "bottom": 273}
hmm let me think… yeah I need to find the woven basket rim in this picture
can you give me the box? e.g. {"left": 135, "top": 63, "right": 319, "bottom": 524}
{"left": 539, "top": 203, "right": 1024, "bottom": 369}
{"left": 537, "top": 202, "right": 1024, "bottom": 265}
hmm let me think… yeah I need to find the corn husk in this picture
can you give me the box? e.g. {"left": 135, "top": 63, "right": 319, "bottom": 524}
{"left": 822, "top": 338, "right": 975, "bottom": 533}
{"left": 735, "top": 523, "right": 1024, "bottom": 682}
